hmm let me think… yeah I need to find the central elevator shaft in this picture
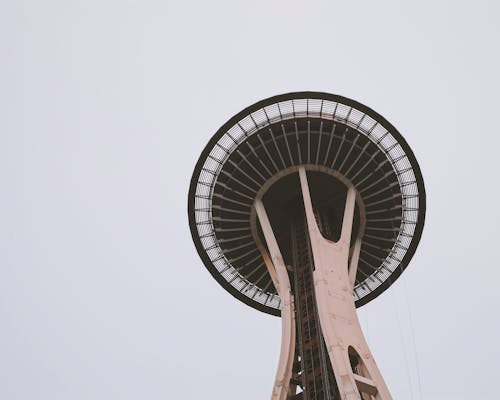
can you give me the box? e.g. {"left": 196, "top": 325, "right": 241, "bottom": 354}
{"left": 289, "top": 208, "right": 340, "bottom": 400}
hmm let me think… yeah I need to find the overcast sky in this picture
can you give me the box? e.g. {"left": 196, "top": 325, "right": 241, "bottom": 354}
{"left": 1, "top": 1, "right": 500, "bottom": 399}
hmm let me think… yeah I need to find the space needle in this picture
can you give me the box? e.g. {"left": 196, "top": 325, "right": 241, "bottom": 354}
{"left": 188, "top": 92, "right": 425, "bottom": 399}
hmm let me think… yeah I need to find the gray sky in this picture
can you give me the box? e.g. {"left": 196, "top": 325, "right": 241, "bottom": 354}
{"left": 1, "top": 1, "right": 499, "bottom": 399}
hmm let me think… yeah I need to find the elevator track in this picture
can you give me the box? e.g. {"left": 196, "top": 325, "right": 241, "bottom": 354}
{"left": 288, "top": 208, "right": 340, "bottom": 400}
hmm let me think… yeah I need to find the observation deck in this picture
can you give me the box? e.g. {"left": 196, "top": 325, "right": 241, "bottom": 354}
{"left": 188, "top": 92, "right": 425, "bottom": 316}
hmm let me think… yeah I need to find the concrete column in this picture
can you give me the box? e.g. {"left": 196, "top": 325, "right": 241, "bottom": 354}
{"left": 298, "top": 166, "right": 392, "bottom": 400}
{"left": 255, "top": 199, "right": 296, "bottom": 400}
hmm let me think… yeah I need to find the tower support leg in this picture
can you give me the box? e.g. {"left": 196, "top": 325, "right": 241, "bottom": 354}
{"left": 255, "top": 200, "right": 296, "bottom": 400}
{"left": 298, "top": 166, "right": 392, "bottom": 400}
{"left": 254, "top": 167, "right": 394, "bottom": 400}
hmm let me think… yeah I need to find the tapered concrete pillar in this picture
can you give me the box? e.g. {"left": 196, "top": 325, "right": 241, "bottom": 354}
{"left": 298, "top": 166, "right": 392, "bottom": 400}
{"left": 254, "top": 167, "right": 393, "bottom": 400}
{"left": 255, "top": 199, "right": 296, "bottom": 400}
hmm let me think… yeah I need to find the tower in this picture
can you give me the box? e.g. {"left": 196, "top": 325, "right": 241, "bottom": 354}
{"left": 188, "top": 92, "right": 425, "bottom": 399}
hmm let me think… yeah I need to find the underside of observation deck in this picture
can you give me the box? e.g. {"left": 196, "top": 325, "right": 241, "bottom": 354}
{"left": 188, "top": 92, "right": 425, "bottom": 315}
